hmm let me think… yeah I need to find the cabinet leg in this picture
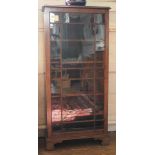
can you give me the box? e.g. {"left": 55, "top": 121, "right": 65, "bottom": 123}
{"left": 46, "top": 139, "right": 54, "bottom": 151}
{"left": 101, "top": 135, "right": 110, "bottom": 146}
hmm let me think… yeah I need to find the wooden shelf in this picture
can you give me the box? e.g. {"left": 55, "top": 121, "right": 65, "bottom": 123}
{"left": 62, "top": 61, "right": 103, "bottom": 64}
{"left": 52, "top": 93, "right": 103, "bottom": 98}
{"left": 52, "top": 77, "right": 93, "bottom": 80}
{"left": 53, "top": 118, "right": 104, "bottom": 125}
{"left": 51, "top": 67, "right": 103, "bottom": 70}
{"left": 50, "top": 22, "right": 105, "bottom": 25}
{"left": 51, "top": 77, "right": 103, "bottom": 80}
{"left": 51, "top": 39, "right": 104, "bottom": 42}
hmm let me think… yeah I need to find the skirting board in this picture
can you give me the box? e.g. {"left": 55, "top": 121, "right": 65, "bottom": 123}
{"left": 38, "top": 122, "right": 116, "bottom": 137}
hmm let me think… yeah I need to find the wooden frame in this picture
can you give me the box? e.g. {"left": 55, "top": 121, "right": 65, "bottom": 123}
{"left": 43, "top": 6, "right": 110, "bottom": 150}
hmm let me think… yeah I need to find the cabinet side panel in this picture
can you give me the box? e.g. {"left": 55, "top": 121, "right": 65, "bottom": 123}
{"left": 104, "top": 10, "right": 109, "bottom": 132}
{"left": 44, "top": 9, "right": 52, "bottom": 137}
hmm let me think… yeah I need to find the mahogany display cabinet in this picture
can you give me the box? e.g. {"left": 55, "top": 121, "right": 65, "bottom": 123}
{"left": 42, "top": 5, "right": 110, "bottom": 150}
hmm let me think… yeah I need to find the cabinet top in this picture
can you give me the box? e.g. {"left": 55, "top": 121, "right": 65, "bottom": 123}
{"left": 42, "top": 5, "right": 111, "bottom": 12}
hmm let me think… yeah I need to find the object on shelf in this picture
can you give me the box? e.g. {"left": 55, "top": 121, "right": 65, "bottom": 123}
{"left": 52, "top": 95, "right": 103, "bottom": 123}
{"left": 52, "top": 108, "right": 92, "bottom": 122}
{"left": 63, "top": 80, "right": 71, "bottom": 88}
{"left": 96, "top": 40, "right": 104, "bottom": 51}
{"left": 65, "top": 0, "right": 86, "bottom": 6}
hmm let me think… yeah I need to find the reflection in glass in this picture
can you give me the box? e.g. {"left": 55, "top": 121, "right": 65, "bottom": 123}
{"left": 62, "top": 13, "right": 94, "bottom": 24}
{"left": 62, "top": 63, "right": 94, "bottom": 69}
{"left": 62, "top": 68, "right": 94, "bottom": 79}
{"left": 51, "top": 70, "right": 61, "bottom": 79}
{"left": 95, "top": 24, "right": 104, "bottom": 40}
{"left": 95, "top": 95, "right": 104, "bottom": 112}
{"left": 52, "top": 97, "right": 62, "bottom": 132}
{"left": 96, "top": 79, "right": 104, "bottom": 93}
{"left": 95, "top": 24, "right": 104, "bottom": 51}
{"left": 51, "top": 80, "right": 61, "bottom": 95}
{"left": 50, "top": 12, "right": 105, "bottom": 132}
{"left": 94, "top": 95, "right": 104, "bottom": 129}
{"left": 95, "top": 51, "right": 103, "bottom": 61}
{"left": 62, "top": 95, "right": 94, "bottom": 121}
{"left": 62, "top": 24, "right": 94, "bottom": 40}
{"left": 51, "top": 63, "right": 60, "bottom": 70}
{"left": 95, "top": 14, "right": 104, "bottom": 24}
{"left": 62, "top": 41, "right": 94, "bottom": 62}
{"left": 50, "top": 41, "right": 60, "bottom": 60}
{"left": 96, "top": 68, "right": 104, "bottom": 78}
{"left": 62, "top": 79, "right": 94, "bottom": 94}
{"left": 50, "top": 13, "right": 61, "bottom": 23}
{"left": 50, "top": 24, "right": 60, "bottom": 40}
{"left": 96, "top": 63, "right": 103, "bottom": 68}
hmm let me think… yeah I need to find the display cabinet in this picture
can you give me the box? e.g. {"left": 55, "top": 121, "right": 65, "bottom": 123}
{"left": 42, "top": 5, "right": 110, "bottom": 150}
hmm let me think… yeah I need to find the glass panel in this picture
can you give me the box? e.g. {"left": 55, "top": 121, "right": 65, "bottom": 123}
{"left": 95, "top": 121, "right": 104, "bottom": 129}
{"left": 62, "top": 63, "right": 94, "bottom": 69}
{"left": 96, "top": 25, "right": 104, "bottom": 40}
{"left": 49, "top": 13, "right": 105, "bottom": 24}
{"left": 52, "top": 97, "right": 61, "bottom": 122}
{"left": 96, "top": 62, "right": 103, "bottom": 68}
{"left": 49, "top": 12, "right": 105, "bottom": 132}
{"left": 62, "top": 79, "right": 94, "bottom": 94}
{"left": 61, "top": 95, "right": 95, "bottom": 131}
{"left": 62, "top": 41, "right": 94, "bottom": 62}
{"left": 95, "top": 79, "right": 104, "bottom": 93}
{"left": 51, "top": 80, "right": 61, "bottom": 96}
{"left": 61, "top": 24, "right": 94, "bottom": 40}
{"left": 96, "top": 41, "right": 104, "bottom": 51}
{"left": 95, "top": 95, "right": 104, "bottom": 113}
{"left": 51, "top": 70, "right": 61, "bottom": 79}
{"left": 94, "top": 95, "right": 104, "bottom": 129}
{"left": 52, "top": 124, "right": 62, "bottom": 132}
{"left": 62, "top": 96, "right": 94, "bottom": 121}
{"left": 50, "top": 41, "right": 61, "bottom": 60}
{"left": 62, "top": 68, "right": 94, "bottom": 79}
{"left": 95, "top": 51, "right": 103, "bottom": 61}
{"left": 51, "top": 63, "right": 60, "bottom": 70}
{"left": 95, "top": 24, "right": 104, "bottom": 51}
{"left": 50, "top": 24, "right": 60, "bottom": 40}
{"left": 62, "top": 122, "right": 94, "bottom": 132}
{"left": 49, "top": 12, "right": 62, "bottom": 23}
{"left": 62, "top": 13, "right": 94, "bottom": 24}
{"left": 96, "top": 68, "right": 104, "bottom": 78}
{"left": 95, "top": 14, "right": 104, "bottom": 24}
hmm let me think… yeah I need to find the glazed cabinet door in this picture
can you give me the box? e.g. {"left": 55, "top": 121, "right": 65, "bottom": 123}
{"left": 49, "top": 11, "right": 105, "bottom": 132}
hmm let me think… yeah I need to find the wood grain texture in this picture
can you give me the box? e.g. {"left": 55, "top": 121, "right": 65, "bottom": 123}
{"left": 44, "top": 10, "right": 52, "bottom": 137}
{"left": 103, "top": 10, "right": 109, "bottom": 132}
{"left": 39, "top": 132, "right": 116, "bottom": 154}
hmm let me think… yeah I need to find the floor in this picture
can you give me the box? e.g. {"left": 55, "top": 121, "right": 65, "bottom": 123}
{"left": 38, "top": 132, "right": 116, "bottom": 155}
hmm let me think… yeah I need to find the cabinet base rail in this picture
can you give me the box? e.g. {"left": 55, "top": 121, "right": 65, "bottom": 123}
{"left": 46, "top": 129, "right": 109, "bottom": 150}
